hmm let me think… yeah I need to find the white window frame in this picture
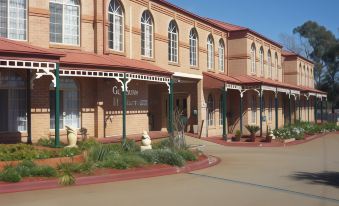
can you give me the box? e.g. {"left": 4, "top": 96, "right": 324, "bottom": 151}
{"left": 218, "top": 39, "right": 225, "bottom": 72}
{"left": 49, "top": 0, "right": 80, "bottom": 46}
{"left": 141, "top": 10, "right": 153, "bottom": 58}
{"left": 251, "top": 95, "right": 257, "bottom": 124}
{"left": 189, "top": 28, "right": 198, "bottom": 67}
{"left": 250, "top": 44, "right": 256, "bottom": 74}
{"left": 207, "top": 35, "right": 214, "bottom": 70}
{"left": 108, "top": 0, "right": 124, "bottom": 52}
{"left": 207, "top": 94, "right": 214, "bottom": 127}
{"left": 259, "top": 47, "right": 264, "bottom": 76}
{"left": 168, "top": 20, "right": 178, "bottom": 63}
{"left": 268, "top": 51, "right": 272, "bottom": 78}
{"left": 0, "top": 0, "right": 27, "bottom": 41}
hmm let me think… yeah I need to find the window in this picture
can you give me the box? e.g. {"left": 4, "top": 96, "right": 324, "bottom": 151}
{"left": 218, "top": 39, "right": 225, "bottom": 72}
{"left": 259, "top": 47, "right": 264, "bottom": 76}
{"left": 50, "top": 0, "right": 80, "bottom": 45}
{"left": 189, "top": 28, "right": 198, "bottom": 67}
{"left": 50, "top": 78, "right": 80, "bottom": 129}
{"left": 207, "top": 34, "right": 214, "bottom": 69}
{"left": 250, "top": 43, "right": 256, "bottom": 73}
{"left": 251, "top": 95, "right": 257, "bottom": 124}
{"left": 219, "top": 94, "right": 223, "bottom": 125}
{"left": 168, "top": 20, "right": 178, "bottom": 63}
{"left": 303, "top": 66, "right": 306, "bottom": 86}
{"left": 108, "top": 0, "right": 124, "bottom": 51}
{"left": 269, "top": 96, "right": 273, "bottom": 121}
{"left": 299, "top": 64, "right": 302, "bottom": 85}
{"left": 267, "top": 50, "right": 272, "bottom": 78}
{"left": 141, "top": 10, "right": 153, "bottom": 58}
{"left": 207, "top": 94, "right": 214, "bottom": 126}
{"left": 0, "top": 71, "right": 26, "bottom": 132}
{"left": 0, "top": 0, "right": 27, "bottom": 40}
{"left": 275, "top": 53, "right": 278, "bottom": 80}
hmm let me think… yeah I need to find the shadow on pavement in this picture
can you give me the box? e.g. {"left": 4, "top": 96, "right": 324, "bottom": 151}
{"left": 290, "top": 171, "right": 339, "bottom": 188}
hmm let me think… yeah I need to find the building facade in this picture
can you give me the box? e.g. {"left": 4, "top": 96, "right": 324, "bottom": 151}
{"left": 0, "top": 0, "right": 327, "bottom": 143}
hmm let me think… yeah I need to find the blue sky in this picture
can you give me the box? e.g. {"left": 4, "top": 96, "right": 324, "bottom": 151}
{"left": 167, "top": 0, "right": 339, "bottom": 43}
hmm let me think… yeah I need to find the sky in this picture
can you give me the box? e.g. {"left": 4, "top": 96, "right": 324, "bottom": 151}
{"left": 167, "top": 0, "right": 339, "bottom": 44}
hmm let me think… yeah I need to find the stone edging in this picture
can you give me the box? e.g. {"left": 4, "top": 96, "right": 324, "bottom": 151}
{"left": 0, "top": 155, "right": 220, "bottom": 194}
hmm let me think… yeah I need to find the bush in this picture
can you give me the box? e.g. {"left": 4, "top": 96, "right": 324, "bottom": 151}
{"left": 152, "top": 139, "right": 171, "bottom": 150}
{"left": 58, "top": 147, "right": 81, "bottom": 157}
{"left": 0, "top": 144, "right": 55, "bottom": 161}
{"left": 57, "top": 163, "right": 81, "bottom": 173}
{"left": 78, "top": 138, "right": 100, "bottom": 151}
{"left": 1, "top": 167, "right": 22, "bottom": 182}
{"left": 36, "top": 138, "right": 54, "bottom": 147}
{"left": 58, "top": 172, "right": 76, "bottom": 186}
{"left": 178, "top": 150, "right": 197, "bottom": 161}
{"left": 30, "top": 165, "right": 57, "bottom": 177}
{"left": 97, "top": 154, "right": 147, "bottom": 170}
{"left": 140, "top": 149, "right": 185, "bottom": 167}
{"left": 122, "top": 139, "right": 140, "bottom": 152}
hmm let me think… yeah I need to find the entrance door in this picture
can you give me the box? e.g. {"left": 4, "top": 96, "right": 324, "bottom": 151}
{"left": 0, "top": 90, "right": 8, "bottom": 131}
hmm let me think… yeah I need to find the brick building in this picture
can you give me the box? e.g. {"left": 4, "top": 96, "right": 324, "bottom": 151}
{"left": 0, "top": 0, "right": 327, "bottom": 143}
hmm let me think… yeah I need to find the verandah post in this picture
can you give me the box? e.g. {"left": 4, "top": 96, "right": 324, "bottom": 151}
{"left": 275, "top": 90, "right": 278, "bottom": 130}
{"left": 288, "top": 92, "right": 292, "bottom": 126}
{"left": 320, "top": 97, "right": 323, "bottom": 123}
{"left": 26, "top": 69, "right": 32, "bottom": 144}
{"left": 54, "top": 63, "right": 60, "bottom": 148}
{"left": 307, "top": 97, "right": 310, "bottom": 122}
{"left": 298, "top": 96, "right": 301, "bottom": 122}
{"left": 314, "top": 97, "right": 317, "bottom": 123}
{"left": 239, "top": 92, "right": 243, "bottom": 135}
{"left": 259, "top": 87, "right": 263, "bottom": 137}
{"left": 168, "top": 78, "right": 174, "bottom": 135}
{"left": 222, "top": 87, "right": 227, "bottom": 140}
{"left": 122, "top": 73, "right": 127, "bottom": 146}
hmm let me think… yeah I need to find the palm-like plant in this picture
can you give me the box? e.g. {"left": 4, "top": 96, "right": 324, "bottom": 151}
{"left": 245, "top": 125, "right": 260, "bottom": 142}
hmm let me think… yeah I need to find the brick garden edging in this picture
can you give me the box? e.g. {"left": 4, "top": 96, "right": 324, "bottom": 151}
{"left": 202, "top": 131, "right": 338, "bottom": 147}
{"left": 0, "top": 155, "right": 220, "bottom": 194}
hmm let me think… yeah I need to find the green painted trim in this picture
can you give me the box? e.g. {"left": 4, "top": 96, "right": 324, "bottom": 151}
{"left": 307, "top": 98, "right": 310, "bottom": 122}
{"left": 26, "top": 69, "right": 32, "bottom": 144}
{"left": 54, "top": 63, "right": 60, "bottom": 148}
{"left": 288, "top": 93, "right": 292, "bottom": 125}
{"left": 222, "top": 89, "right": 227, "bottom": 140}
{"left": 239, "top": 93, "right": 243, "bottom": 135}
{"left": 275, "top": 93, "right": 278, "bottom": 130}
{"left": 122, "top": 74, "right": 127, "bottom": 146}
{"left": 259, "top": 87, "right": 263, "bottom": 137}
{"left": 168, "top": 79, "right": 174, "bottom": 134}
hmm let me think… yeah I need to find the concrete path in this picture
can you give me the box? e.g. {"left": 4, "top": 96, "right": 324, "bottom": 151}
{"left": 1, "top": 133, "right": 339, "bottom": 206}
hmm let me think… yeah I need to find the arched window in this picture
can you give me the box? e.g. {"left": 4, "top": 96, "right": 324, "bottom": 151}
{"left": 267, "top": 50, "right": 272, "bottom": 78}
{"left": 275, "top": 53, "right": 278, "bottom": 80}
{"left": 259, "top": 47, "right": 264, "bottom": 76}
{"left": 108, "top": 0, "right": 124, "bottom": 51}
{"left": 189, "top": 28, "right": 198, "bottom": 67}
{"left": 50, "top": 0, "right": 80, "bottom": 45}
{"left": 141, "top": 10, "right": 153, "bottom": 58}
{"left": 207, "top": 94, "right": 214, "bottom": 126}
{"left": 207, "top": 34, "right": 214, "bottom": 69}
{"left": 218, "top": 39, "right": 225, "bottom": 72}
{"left": 219, "top": 94, "right": 223, "bottom": 125}
{"left": 250, "top": 43, "right": 256, "bottom": 73}
{"left": 0, "top": 0, "right": 27, "bottom": 40}
{"left": 0, "top": 71, "right": 26, "bottom": 132}
{"left": 299, "top": 63, "right": 302, "bottom": 85}
{"left": 168, "top": 20, "right": 178, "bottom": 63}
{"left": 50, "top": 78, "right": 80, "bottom": 129}
{"left": 251, "top": 94, "right": 257, "bottom": 124}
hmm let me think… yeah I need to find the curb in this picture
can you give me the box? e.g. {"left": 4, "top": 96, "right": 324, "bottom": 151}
{"left": 0, "top": 155, "right": 220, "bottom": 194}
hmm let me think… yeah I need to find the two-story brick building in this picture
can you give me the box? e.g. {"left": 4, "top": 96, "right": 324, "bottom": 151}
{"left": 0, "top": 0, "right": 327, "bottom": 144}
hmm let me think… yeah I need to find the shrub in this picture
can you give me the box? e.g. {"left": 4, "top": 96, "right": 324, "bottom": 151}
{"left": 97, "top": 154, "right": 147, "bottom": 170}
{"left": 78, "top": 138, "right": 100, "bottom": 151}
{"left": 245, "top": 125, "right": 260, "bottom": 135}
{"left": 1, "top": 167, "right": 22, "bottom": 182}
{"left": 122, "top": 139, "right": 140, "bottom": 152}
{"left": 88, "top": 144, "right": 118, "bottom": 162}
{"left": 140, "top": 149, "right": 185, "bottom": 167}
{"left": 57, "top": 163, "right": 81, "bottom": 173}
{"left": 0, "top": 144, "right": 55, "bottom": 161}
{"left": 152, "top": 139, "right": 171, "bottom": 150}
{"left": 15, "top": 160, "right": 36, "bottom": 177}
{"left": 79, "top": 161, "right": 96, "bottom": 174}
{"left": 30, "top": 165, "right": 57, "bottom": 177}
{"left": 178, "top": 150, "right": 197, "bottom": 161}
{"left": 58, "top": 172, "right": 76, "bottom": 186}
{"left": 58, "top": 147, "right": 81, "bottom": 157}
{"left": 36, "top": 138, "right": 54, "bottom": 147}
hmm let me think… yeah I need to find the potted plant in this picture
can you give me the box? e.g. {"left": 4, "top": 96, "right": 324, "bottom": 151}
{"left": 266, "top": 126, "right": 274, "bottom": 143}
{"left": 245, "top": 125, "right": 260, "bottom": 142}
{"left": 232, "top": 130, "right": 242, "bottom": 142}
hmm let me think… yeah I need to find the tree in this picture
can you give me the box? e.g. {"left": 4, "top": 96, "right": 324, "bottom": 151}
{"left": 293, "top": 21, "right": 337, "bottom": 88}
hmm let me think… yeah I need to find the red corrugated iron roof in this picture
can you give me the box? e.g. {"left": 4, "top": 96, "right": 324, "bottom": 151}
{"left": 60, "top": 50, "right": 172, "bottom": 76}
{"left": 282, "top": 49, "right": 314, "bottom": 64}
{"left": 298, "top": 86, "right": 327, "bottom": 94}
{"left": 0, "top": 37, "right": 65, "bottom": 58}
{"left": 203, "top": 72, "right": 240, "bottom": 84}
{"left": 206, "top": 18, "right": 283, "bottom": 48}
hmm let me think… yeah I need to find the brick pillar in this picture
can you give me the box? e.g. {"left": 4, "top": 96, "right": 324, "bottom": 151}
{"left": 94, "top": 0, "right": 105, "bottom": 55}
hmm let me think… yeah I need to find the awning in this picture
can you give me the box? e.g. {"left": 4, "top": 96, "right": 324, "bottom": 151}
{"left": 203, "top": 72, "right": 241, "bottom": 89}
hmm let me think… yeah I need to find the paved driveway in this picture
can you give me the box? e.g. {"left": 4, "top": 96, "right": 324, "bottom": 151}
{"left": 1, "top": 133, "right": 339, "bottom": 206}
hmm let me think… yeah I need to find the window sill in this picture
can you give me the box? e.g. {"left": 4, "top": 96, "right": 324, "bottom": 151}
{"left": 190, "top": 66, "right": 199, "bottom": 70}
{"left": 168, "top": 62, "right": 180, "bottom": 67}
{"left": 141, "top": 56, "right": 155, "bottom": 62}
{"left": 105, "top": 50, "right": 126, "bottom": 56}
{"left": 50, "top": 44, "right": 81, "bottom": 51}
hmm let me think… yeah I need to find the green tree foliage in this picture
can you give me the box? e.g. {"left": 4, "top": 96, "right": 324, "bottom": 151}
{"left": 293, "top": 21, "right": 337, "bottom": 88}
{"left": 293, "top": 21, "right": 339, "bottom": 110}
